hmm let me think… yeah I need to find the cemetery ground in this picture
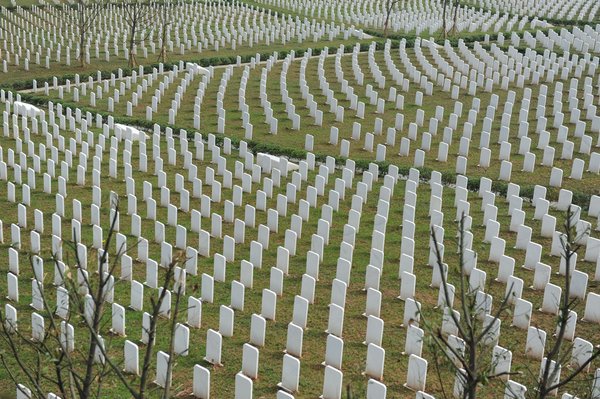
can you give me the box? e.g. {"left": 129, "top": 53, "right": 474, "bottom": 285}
{"left": 0, "top": 38, "right": 376, "bottom": 88}
{"left": 32, "top": 41, "right": 600, "bottom": 197}
{"left": 2, "top": 0, "right": 588, "bottom": 88}
{"left": 2, "top": 0, "right": 600, "bottom": 398}
{"left": 0, "top": 121, "right": 598, "bottom": 397}
{"left": 0, "top": 0, "right": 43, "bottom": 7}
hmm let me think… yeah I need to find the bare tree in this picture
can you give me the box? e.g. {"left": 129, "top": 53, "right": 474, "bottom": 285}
{"left": 156, "top": 0, "right": 172, "bottom": 64}
{"left": 533, "top": 207, "right": 600, "bottom": 399}
{"left": 63, "top": 0, "right": 106, "bottom": 68}
{"left": 440, "top": 0, "right": 460, "bottom": 39}
{"left": 121, "top": 0, "right": 156, "bottom": 68}
{"left": 448, "top": 0, "right": 460, "bottom": 36}
{"left": 0, "top": 203, "right": 185, "bottom": 399}
{"left": 424, "top": 209, "right": 600, "bottom": 399}
{"left": 422, "top": 214, "right": 518, "bottom": 399}
{"left": 442, "top": 0, "right": 448, "bottom": 39}
{"left": 161, "top": 273, "right": 185, "bottom": 399}
{"left": 383, "top": 0, "right": 399, "bottom": 38}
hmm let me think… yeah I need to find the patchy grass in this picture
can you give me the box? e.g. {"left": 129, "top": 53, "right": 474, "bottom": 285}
{"left": 1, "top": 1, "right": 600, "bottom": 397}
{"left": 0, "top": 37, "right": 380, "bottom": 88}
{"left": 0, "top": 121, "right": 597, "bottom": 398}
{"left": 40, "top": 44, "right": 600, "bottom": 197}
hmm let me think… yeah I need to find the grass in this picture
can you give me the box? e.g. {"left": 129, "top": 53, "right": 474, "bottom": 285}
{"left": 0, "top": 0, "right": 377, "bottom": 87}
{"left": 0, "top": 37, "right": 380, "bottom": 87}
{"left": 458, "top": 0, "right": 600, "bottom": 22}
{"left": 1, "top": 1, "right": 600, "bottom": 398}
{"left": 0, "top": 0, "right": 41, "bottom": 7}
{"left": 0, "top": 118, "right": 598, "bottom": 398}
{"left": 1, "top": 0, "right": 589, "bottom": 88}
{"left": 38, "top": 43, "right": 600, "bottom": 198}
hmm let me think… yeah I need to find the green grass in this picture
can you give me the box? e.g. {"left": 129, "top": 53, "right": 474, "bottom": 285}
{"left": 0, "top": 0, "right": 379, "bottom": 87}
{"left": 1, "top": 0, "right": 587, "bottom": 89}
{"left": 0, "top": 120, "right": 598, "bottom": 398}
{"left": 38, "top": 44, "right": 600, "bottom": 198}
{"left": 0, "top": 0, "right": 42, "bottom": 7}
{"left": 0, "top": 37, "right": 380, "bottom": 87}
{"left": 1, "top": 1, "right": 600, "bottom": 398}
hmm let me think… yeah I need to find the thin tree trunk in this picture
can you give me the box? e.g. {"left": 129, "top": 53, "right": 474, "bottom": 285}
{"left": 79, "top": 5, "right": 86, "bottom": 68}
{"left": 139, "top": 264, "right": 176, "bottom": 399}
{"left": 157, "top": 2, "right": 169, "bottom": 63}
{"left": 129, "top": 19, "right": 137, "bottom": 68}
{"left": 442, "top": 0, "right": 448, "bottom": 40}
{"left": 158, "top": 26, "right": 168, "bottom": 63}
{"left": 162, "top": 284, "right": 183, "bottom": 399}
{"left": 451, "top": 0, "right": 459, "bottom": 35}
{"left": 384, "top": 1, "right": 392, "bottom": 38}
{"left": 80, "top": 211, "right": 118, "bottom": 399}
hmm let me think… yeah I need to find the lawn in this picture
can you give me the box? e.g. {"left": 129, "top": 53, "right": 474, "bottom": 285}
{"left": 1, "top": 0, "right": 600, "bottom": 398}
{"left": 36, "top": 42, "right": 600, "bottom": 198}
{"left": 0, "top": 115, "right": 597, "bottom": 397}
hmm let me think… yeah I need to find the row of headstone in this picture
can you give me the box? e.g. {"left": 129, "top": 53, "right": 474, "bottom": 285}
{"left": 0, "top": 0, "right": 351, "bottom": 73}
